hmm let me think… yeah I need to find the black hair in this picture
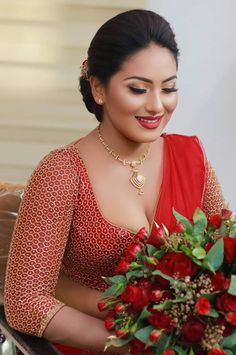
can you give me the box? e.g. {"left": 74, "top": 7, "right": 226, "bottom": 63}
{"left": 79, "top": 9, "right": 179, "bottom": 122}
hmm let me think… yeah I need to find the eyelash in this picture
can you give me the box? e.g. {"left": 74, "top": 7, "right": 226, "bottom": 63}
{"left": 129, "top": 87, "right": 178, "bottom": 94}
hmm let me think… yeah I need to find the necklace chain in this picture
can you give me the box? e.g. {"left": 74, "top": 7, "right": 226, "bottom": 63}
{"left": 97, "top": 125, "right": 150, "bottom": 194}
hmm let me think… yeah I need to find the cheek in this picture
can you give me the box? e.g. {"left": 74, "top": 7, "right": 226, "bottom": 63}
{"left": 163, "top": 94, "right": 178, "bottom": 113}
{"left": 106, "top": 90, "right": 143, "bottom": 114}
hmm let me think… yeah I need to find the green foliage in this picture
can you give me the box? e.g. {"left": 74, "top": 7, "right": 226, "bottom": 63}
{"left": 134, "top": 325, "right": 155, "bottom": 343}
{"left": 220, "top": 330, "right": 236, "bottom": 348}
{"left": 152, "top": 269, "right": 176, "bottom": 283}
{"left": 153, "top": 333, "right": 172, "bottom": 353}
{"left": 173, "top": 209, "right": 193, "bottom": 234}
{"left": 193, "top": 208, "right": 208, "bottom": 236}
{"left": 192, "top": 246, "right": 206, "bottom": 260}
{"left": 228, "top": 275, "right": 236, "bottom": 296}
{"left": 204, "top": 238, "right": 224, "bottom": 271}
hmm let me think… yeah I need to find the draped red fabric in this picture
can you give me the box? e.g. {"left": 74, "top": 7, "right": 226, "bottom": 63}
{"left": 152, "top": 134, "right": 206, "bottom": 233}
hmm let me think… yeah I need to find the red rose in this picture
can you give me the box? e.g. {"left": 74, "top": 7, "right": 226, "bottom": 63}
{"left": 134, "top": 227, "right": 147, "bottom": 242}
{"left": 208, "top": 214, "right": 222, "bottom": 228}
{"left": 156, "top": 252, "right": 199, "bottom": 282}
{"left": 97, "top": 301, "right": 108, "bottom": 312}
{"left": 216, "top": 293, "right": 236, "bottom": 312}
{"left": 148, "top": 226, "right": 165, "bottom": 247}
{"left": 115, "top": 328, "right": 127, "bottom": 337}
{"left": 121, "top": 284, "right": 150, "bottom": 310}
{"left": 210, "top": 271, "right": 228, "bottom": 291}
{"left": 115, "top": 259, "right": 130, "bottom": 274}
{"left": 174, "top": 222, "right": 186, "bottom": 233}
{"left": 124, "top": 242, "right": 142, "bottom": 261}
{"left": 115, "top": 303, "right": 125, "bottom": 313}
{"left": 182, "top": 317, "right": 206, "bottom": 343}
{"left": 149, "top": 329, "right": 161, "bottom": 342}
{"left": 226, "top": 311, "right": 236, "bottom": 325}
{"left": 223, "top": 236, "right": 236, "bottom": 263}
{"left": 104, "top": 318, "right": 115, "bottom": 330}
{"left": 148, "top": 311, "right": 173, "bottom": 333}
{"left": 163, "top": 350, "right": 175, "bottom": 355}
{"left": 150, "top": 289, "right": 162, "bottom": 302}
{"left": 130, "top": 338, "right": 145, "bottom": 354}
{"left": 195, "top": 297, "right": 211, "bottom": 315}
{"left": 209, "top": 348, "right": 227, "bottom": 355}
{"left": 137, "top": 278, "right": 152, "bottom": 293}
{"left": 221, "top": 209, "right": 233, "bottom": 219}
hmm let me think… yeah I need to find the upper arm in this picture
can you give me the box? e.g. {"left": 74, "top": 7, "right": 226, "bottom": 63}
{"left": 202, "top": 160, "right": 226, "bottom": 216}
{"left": 4, "top": 149, "right": 79, "bottom": 336}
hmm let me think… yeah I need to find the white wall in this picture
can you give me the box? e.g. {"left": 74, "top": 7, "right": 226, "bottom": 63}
{"left": 147, "top": 0, "right": 236, "bottom": 209}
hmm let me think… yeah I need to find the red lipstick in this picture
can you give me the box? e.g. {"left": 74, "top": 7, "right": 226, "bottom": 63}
{"left": 135, "top": 115, "right": 164, "bottom": 129}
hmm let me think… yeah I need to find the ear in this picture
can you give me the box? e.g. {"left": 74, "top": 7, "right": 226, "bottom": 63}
{"left": 89, "top": 76, "right": 105, "bottom": 105}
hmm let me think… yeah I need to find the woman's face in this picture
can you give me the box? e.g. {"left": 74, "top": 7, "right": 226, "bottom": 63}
{"left": 100, "top": 43, "right": 178, "bottom": 143}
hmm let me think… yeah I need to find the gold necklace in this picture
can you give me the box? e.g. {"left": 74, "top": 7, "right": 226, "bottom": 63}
{"left": 98, "top": 125, "right": 150, "bottom": 195}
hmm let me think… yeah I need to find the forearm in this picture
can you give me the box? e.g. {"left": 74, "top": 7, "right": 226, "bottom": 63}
{"left": 43, "top": 305, "right": 128, "bottom": 353}
{"left": 55, "top": 274, "right": 105, "bottom": 320}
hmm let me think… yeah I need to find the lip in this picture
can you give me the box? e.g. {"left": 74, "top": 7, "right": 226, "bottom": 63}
{"left": 135, "top": 115, "right": 164, "bottom": 120}
{"left": 135, "top": 115, "right": 164, "bottom": 129}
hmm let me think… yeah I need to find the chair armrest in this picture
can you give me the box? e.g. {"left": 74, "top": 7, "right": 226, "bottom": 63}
{"left": 0, "top": 305, "right": 61, "bottom": 354}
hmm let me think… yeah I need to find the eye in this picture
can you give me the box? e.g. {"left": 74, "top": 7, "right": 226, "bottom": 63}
{"left": 162, "top": 88, "right": 178, "bottom": 93}
{"left": 129, "top": 87, "right": 147, "bottom": 94}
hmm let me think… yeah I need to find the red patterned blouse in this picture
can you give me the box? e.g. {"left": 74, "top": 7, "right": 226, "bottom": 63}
{"left": 4, "top": 135, "right": 225, "bottom": 344}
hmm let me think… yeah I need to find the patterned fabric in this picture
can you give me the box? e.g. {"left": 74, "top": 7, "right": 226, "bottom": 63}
{"left": 203, "top": 160, "right": 226, "bottom": 216}
{"left": 4, "top": 134, "right": 225, "bottom": 354}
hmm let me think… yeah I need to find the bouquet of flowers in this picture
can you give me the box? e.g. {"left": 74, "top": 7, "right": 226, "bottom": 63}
{"left": 98, "top": 208, "right": 236, "bottom": 355}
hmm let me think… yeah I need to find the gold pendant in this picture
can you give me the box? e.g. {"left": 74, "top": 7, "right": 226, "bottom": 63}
{"left": 130, "top": 170, "right": 145, "bottom": 195}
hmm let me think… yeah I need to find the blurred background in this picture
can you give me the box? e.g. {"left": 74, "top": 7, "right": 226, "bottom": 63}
{"left": 0, "top": 0, "right": 235, "bottom": 208}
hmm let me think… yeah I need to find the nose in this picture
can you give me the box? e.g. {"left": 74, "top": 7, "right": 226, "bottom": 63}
{"left": 145, "top": 91, "right": 164, "bottom": 115}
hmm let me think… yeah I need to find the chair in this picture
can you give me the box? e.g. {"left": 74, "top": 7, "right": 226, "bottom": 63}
{"left": 0, "top": 183, "right": 60, "bottom": 354}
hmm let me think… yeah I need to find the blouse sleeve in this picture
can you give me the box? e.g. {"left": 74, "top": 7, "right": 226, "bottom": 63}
{"left": 202, "top": 160, "right": 226, "bottom": 216}
{"left": 4, "top": 148, "right": 79, "bottom": 337}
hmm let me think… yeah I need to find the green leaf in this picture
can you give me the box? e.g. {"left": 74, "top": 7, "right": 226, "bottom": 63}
{"left": 153, "top": 249, "right": 166, "bottom": 259}
{"left": 193, "top": 208, "right": 208, "bottom": 231}
{"left": 208, "top": 308, "right": 219, "bottom": 318}
{"left": 205, "top": 238, "right": 224, "bottom": 271}
{"left": 228, "top": 275, "right": 236, "bottom": 296}
{"left": 153, "top": 333, "right": 171, "bottom": 353}
{"left": 152, "top": 269, "right": 175, "bottom": 283}
{"left": 102, "top": 284, "right": 118, "bottom": 297}
{"left": 220, "top": 330, "right": 236, "bottom": 348}
{"left": 147, "top": 244, "right": 158, "bottom": 256}
{"left": 188, "top": 348, "right": 195, "bottom": 355}
{"left": 107, "top": 275, "right": 126, "bottom": 284}
{"left": 102, "top": 281, "right": 126, "bottom": 297}
{"left": 192, "top": 246, "right": 206, "bottom": 260}
{"left": 104, "top": 334, "right": 133, "bottom": 351}
{"left": 225, "top": 350, "right": 234, "bottom": 355}
{"left": 173, "top": 209, "right": 193, "bottom": 234}
{"left": 134, "top": 325, "right": 155, "bottom": 343}
{"left": 126, "top": 270, "right": 144, "bottom": 281}
{"left": 180, "top": 245, "right": 193, "bottom": 257}
{"left": 173, "top": 345, "right": 188, "bottom": 355}
{"left": 153, "top": 300, "right": 173, "bottom": 311}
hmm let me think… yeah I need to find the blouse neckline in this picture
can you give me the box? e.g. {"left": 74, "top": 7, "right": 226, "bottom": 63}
{"left": 69, "top": 135, "right": 167, "bottom": 236}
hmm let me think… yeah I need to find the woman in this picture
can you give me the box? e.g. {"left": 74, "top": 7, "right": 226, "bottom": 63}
{"left": 4, "top": 9, "right": 225, "bottom": 354}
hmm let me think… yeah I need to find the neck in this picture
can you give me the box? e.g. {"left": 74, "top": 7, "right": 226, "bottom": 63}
{"left": 97, "top": 122, "right": 151, "bottom": 160}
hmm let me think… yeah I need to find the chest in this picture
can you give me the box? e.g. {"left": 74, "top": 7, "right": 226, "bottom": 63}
{"left": 76, "top": 147, "right": 164, "bottom": 234}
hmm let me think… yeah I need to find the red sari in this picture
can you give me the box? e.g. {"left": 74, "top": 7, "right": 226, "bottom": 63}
{"left": 54, "top": 134, "right": 206, "bottom": 354}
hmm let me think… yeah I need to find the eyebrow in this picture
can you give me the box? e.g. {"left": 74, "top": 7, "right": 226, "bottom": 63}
{"left": 123, "top": 75, "right": 177, "bottom": 83}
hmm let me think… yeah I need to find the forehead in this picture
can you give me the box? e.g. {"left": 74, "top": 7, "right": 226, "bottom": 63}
{"left": 116, "top": 43, "right": 177, "bottom": 81}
